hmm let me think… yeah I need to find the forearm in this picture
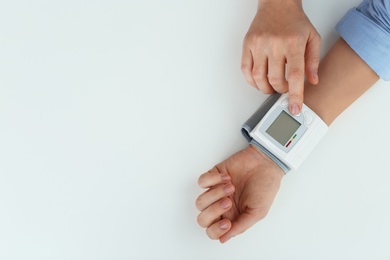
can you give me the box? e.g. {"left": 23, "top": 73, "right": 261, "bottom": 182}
{"left": 257, "top": 0, "right": 302, "bottom": 11}
{"left": 258, "top": 0, "right": 301, "bottom": 5}
{"left": 304, "top": 38, "right": 380, "bottom": 126}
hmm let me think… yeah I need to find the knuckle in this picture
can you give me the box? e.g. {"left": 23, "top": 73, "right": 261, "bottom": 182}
{"left": 288, "top": 93, "right": 303, "bottom": 102}
{"left": 244, "top": 33, "right": 264, "bottom": 46}
{"left": 243, "top": 32, "right": 253, "bottom": 42}
{"left": 288, "top": 68, "right": 304, "bottom": 82}
{"left": 206, "top": 229, "right": 219, "bottom": 240}
{"left": 253, "top": 34, "right": 265, "bottom": 45}
{"left": 286, "top": 36, "right": 300, "bottom": 49}
{"left": 260, "top": 87, "right": 275, "bottom": 95}
{"left": 268, "top": 34, "right": 287, "bottom": 48}
{"left": 287, "top": 34, "right": 300, "bottom": 44}
{"left": 197, "top": 214, "right": 208, "bottom": 228}
{"left": 267, "top": 35, "right": 279, "bottom": 46}
{"left": 252, "top": 70, "right": 265, "bottom": 82}
{"left": 247, "top": 80, "right": 258, "bottom": 89}
{"left": 268, "top": 76, "right": 284, "bottom": 87}
{"left": 273, "top": 85, "right": 288, "bottom": 93}
{"left": 306, "top": 55, "right": 320, "bottom": 65}
{"left": 241, "top": 63, "right": 252, "bottom": 74}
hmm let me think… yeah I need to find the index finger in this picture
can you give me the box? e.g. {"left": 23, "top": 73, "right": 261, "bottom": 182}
{"left": 198, "top": 168, "right": 231, "bottom": 189}
{"left": 286, "top": 52, "right": 305, "bottom": 115}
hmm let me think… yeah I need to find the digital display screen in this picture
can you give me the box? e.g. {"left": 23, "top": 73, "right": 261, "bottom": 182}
{"left": 266, "top": 111, "right": 301, "bottom": 146}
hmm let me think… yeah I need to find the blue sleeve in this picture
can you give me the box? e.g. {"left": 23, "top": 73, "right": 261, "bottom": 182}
{"left": 336, "top": 0, "right": 390, "bottom": 81}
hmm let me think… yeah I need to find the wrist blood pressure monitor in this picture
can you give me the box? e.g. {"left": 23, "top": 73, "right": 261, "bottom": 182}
{"left": 242, "top": 93, "right": 328, "bottom": 172}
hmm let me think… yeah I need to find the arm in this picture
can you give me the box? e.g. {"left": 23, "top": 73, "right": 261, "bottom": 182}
{"left": 197, "top": 0, "right": 389, "bottom": 243}
{"left": 305, "top": 0, "right": 390, "bottom": 124}
{"left": 305, "top": 37, "right": 379, "bottom": 126}
{"left": 196, "top": 38, "right": 379, "bottom": 243}
{"left": 241, "top": 0, "right": 321, "bottom": 115}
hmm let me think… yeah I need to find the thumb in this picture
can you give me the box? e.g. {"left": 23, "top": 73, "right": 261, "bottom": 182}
{"left": 219, "top": 213, "right": 260, "bottom": 243}
{"left": 305, "top": 32, "right": 321, "bottom": 85}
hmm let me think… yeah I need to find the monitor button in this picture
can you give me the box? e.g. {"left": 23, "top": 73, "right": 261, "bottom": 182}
{"left": 304, "top": 111, "right": 313, "bottom": 125}
{"left": 281, "top": 98, "right": 289, "bottom": 107}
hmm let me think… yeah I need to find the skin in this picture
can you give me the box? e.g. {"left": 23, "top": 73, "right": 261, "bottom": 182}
{"left": 196, "top": 145, "right": 284, "bottom": 243}
{"left": 196, "top": 38, "right": 379, "bottom": 243}
{"left": 241, "top": 0, "right": 321, "bottom": 115}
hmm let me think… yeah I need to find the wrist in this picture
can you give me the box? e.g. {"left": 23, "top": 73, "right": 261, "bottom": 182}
{"left": 248, "top": 144, "right": 285, "bottom": 177}
{"left": 257, "top": 0, "right": 302, "bottom": 10}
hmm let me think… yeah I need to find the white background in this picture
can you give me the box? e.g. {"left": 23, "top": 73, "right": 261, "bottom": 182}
{"left": 1, "top": 0, "right": 390, "bottom": 259}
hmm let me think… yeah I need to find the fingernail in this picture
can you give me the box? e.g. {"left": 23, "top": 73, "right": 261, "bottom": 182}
{"left": 221, "top": 199, "right": 231, "bottom": 209}
{"left": 223, "top": 184, "right": 234, "bottom": 195}
{"left": 290, "top": 104, "right": 299, "bottom": 115}
{"left": 313, "top": 71, "right": 319, "bottom": 83}
{"left": 221, "top": 174, "right": 230, "bottom": 182}
{"left": 220, "top": 220, "right": 229, "bottom": 230}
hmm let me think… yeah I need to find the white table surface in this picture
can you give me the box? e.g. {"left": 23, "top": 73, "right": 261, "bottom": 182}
{"left": 1, "top": 0, "right": 389, "bottom": 259}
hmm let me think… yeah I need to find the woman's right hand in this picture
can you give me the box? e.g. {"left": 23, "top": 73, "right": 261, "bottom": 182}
{"left": 241, "top": 0, "right": 321, "bottom": 115}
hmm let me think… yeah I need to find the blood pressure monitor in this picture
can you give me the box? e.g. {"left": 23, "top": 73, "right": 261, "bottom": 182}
{"left": 242, "top": 93, "right": 328, "bottom": 171}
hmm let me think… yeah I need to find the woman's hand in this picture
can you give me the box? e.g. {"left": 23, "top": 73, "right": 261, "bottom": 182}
{"left": 242, "top": 0, "right": 321, "bottom": 115}
{"left": 195, "top": 145, "right": 284, "bottom": 243}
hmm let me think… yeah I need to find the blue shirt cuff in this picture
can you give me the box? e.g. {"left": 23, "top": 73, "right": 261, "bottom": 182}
{"left": 336, "top": 8, "right": 390, "bottom": 81}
